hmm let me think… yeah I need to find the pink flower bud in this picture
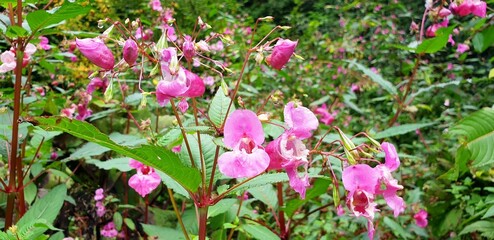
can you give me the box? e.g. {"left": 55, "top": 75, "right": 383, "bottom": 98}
{"left": 123, "top": 39, "right": 138, "bottom": 66}
{"left": 438, "top": 8, "right": 452, "bottom": 18}
{"left": 457, "top": 43, "right": 470, "bottom": 54}
{"left": 76, "top": 38, "right": 115, "bottom": 70}
{"left": 266, "top": 39, "right": 298, "bottom": 70}
{"left": 182, "top": 35, "right": 195, "bottom": 62}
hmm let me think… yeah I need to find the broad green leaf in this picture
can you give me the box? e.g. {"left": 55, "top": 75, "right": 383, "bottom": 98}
{"left": 34, "top": 117, "right": 201, "bottom": 193}
{"left": 124, "top": 218, "right": 135, "bottom": 231}
{"left": 449, "top": 108, "right": 494, "bottom": 168}
{"left": 179, "top": 133, "right": 222, "bottom": 183}
{"left": 26, "top": 3, "right": 90, "bottom": 32}
{"left": 343, "top": 94, "right": 364, "bottom": 114}
{"left": 439, "top": 145, "right": 470, "bottom": 181}
{"left": 408, "top": 80, "right": 460, "bottom": 101}
{"left": 86, "top": 157, "right": 133, "bottom": 172}
{"left": 459, "top": 221, "right": 494, "bottom": 236}
{"left": 439, "top": 208, "right": 462, "bottom": 236}
{"left": 309, "top": 95, "right": 331, "bottom": 107}
{"left": 346, "top": 60, "right": 397, "bottom": 95}
{"left": 208, "top": 87, "right": 234, "bottom": 126}
{"left": 249, "top": 185, "right": 277, "bottom": 209}
{"left": 17, "top": 184, "right": 67, "bottom": 239}
{"left": 242, "top": 223, "right": 280, "bottom": 240}
{"left": 141, "top": 224, "right": 186, "bottom": 240}
{"left": 373, "top": 122, "right": 436, "bottom": 139}
{"left": 156, "top": 171, "right": 189, "bottom": 198}
{"left": 482, "top": 205, "right": 494, "bottom": 219}
{"left": 5, "top": 25, "right": 28, "bottom": 38}
{"left": 416, "top": 26, "right": 455, "bottom": 54}
{"left": 284, "top": 178, "right": 331, "bottom": 217}
{"left": 472, "top": 26, "right": 494, "bottom": 53}
{"left": 383, "top": 217, "right": 413, "bottom": 239}
{"left": 208, "top": 198, "right": 237, "bottom": 218}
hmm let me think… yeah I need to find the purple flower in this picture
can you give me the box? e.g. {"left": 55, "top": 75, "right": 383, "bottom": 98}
{"left": 182, "top": 35, "right": 195, "bottom": 62}
{"left": 39, "top": 36, "right": 51, "bottom": 50}
{"left": 87, "top": 77, "right": 108, "bottom": 95}
{"left": 266, "top": 39, "right": 298, "bottom": 70}
{"left": 218, "top": 110, "right": 270, "bottom": 178}
{"left": 128, "top": 159, "right": 161, "bottom": 197}
{"left": 451, "top": 0, "right": 486, "bottom": 17}
{"left": 101, "top": 222, "right": 118, "bottom": 238}
{"left": 314, "top": 104, "right": 336, "bottom": 126}
{"left": 123, "top": 39, "right": 138, "bottom": 66}
{"left": 457, "top": 43, "right": 470, "bottom": 54}
{"left": 94, "top": 188, "right": 105, "bottom": 201}
{"left": 150, "top": 0, "right": 162, "bottom": 11}
{"left": 0, "top": 51, "right": 16, "bottom": 73}
{"left": 414, "top": 209, "right": 428, "bottom": 228}
{"left": 75, "top": 38, "right": 115, "bottom": 70}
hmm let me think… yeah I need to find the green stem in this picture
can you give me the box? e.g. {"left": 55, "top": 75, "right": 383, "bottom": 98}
{"left": 168, "top": 188, "right": 190, "bottom": 240}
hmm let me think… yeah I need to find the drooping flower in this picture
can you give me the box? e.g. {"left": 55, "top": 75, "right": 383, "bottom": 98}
{"left": 457, "top": 43, "right": 470, "bottom": 54}
{"left": 218, "top": 110, "right": 270, "bottom": 178}
{"left": 135, "top": 27, "right": 154, "bottom": 41}
{"left": 450, "top": 0, "right": 487, "bottom": 18}
{"left": 96, "top": 201, "right": 106, "bottom": 217}
{"left": 0, "top": 51, "right": 16, "bottom": 73}
{"left": 101, "top": 222, "right": 118, "bottom": 238}
{"left": 314, "top": 103, "right": 336, "bottom": 125}
{"left": 75, "top": 38, "right": 115, "bottom": 70}
{"left": 123, "top": 39, "right": 138, "bottom": 66}
{"left": 181, "top": 69, "right": 205, "bottom": 98}
{"left": 87, "top": 77, "right": 108, "bottom": 95}
{"left": 414, "top": 209, "right": 429, "bottom": 228}
{"left": 266, "top": 102, "right": 318, "bottom": 198}
{"left": 39, "top": 36, "right": 51, "bottom": 50}
{"left": 128, "top": 159, "right": 161, "bottom": 197}
{"left": 182, "top": 35, "right": 195, "bottom": 62}
{"left": 150, "top": 0, "right": 162, "bottom": 11}
{"left": 156, "top": 48, "right": 190, "bottom": 106}
{"left": 425, "top": 19, "right": 449, "bottom": 37}
{"left": 266, "top": 39, "right": 298, "bottom": 70}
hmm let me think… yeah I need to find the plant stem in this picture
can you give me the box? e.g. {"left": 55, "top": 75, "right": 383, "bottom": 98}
{"left": 170, "top": 98, "right": 196, "bottom": 168}
{"left": 168, "top": 188, "right": 190, "bottom": 240}
{"left": 276, "top": 180, "right": 287, "bottom": 239}
{"left": 198, "top": 206, "right": 209, "bottom": 240}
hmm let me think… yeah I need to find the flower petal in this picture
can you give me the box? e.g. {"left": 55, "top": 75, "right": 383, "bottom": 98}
{"left": 342, "top": 164, "right": 379, "bottom": 193}
{"left": 284, "top": 102, "right": 318, "bottom": 139}
{"left": 223, "top": 110, "right": 265, "bottom": 147}
{"left": 218, "top": 148, "right": 270, "bottom": 178}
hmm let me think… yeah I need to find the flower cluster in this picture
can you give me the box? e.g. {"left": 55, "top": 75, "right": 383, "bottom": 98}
{"left": 0, "top": 43, "right": 37, "bottom": 73}
{"left": 94, "top": 188, "right": 106, "bottom": 217}
{"left": 128, "top": 159, "right": 161, "bottom": 197}
{"left": 100, "top": 221, "right": 118, "bottom": 238}
{"left": 342, "top": 142, "right": 405, "bottom": 239}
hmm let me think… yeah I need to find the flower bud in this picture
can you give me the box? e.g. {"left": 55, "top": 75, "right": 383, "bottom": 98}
{"left": 76, "top": 38, "right": 115, "bottom": 70}
{"left": 266, "top": 39, "right": 297, "bottom": 70}
{"left": 123, "top": 39, "right": 138, "bottom": 66}
{"left": 182, "top": 35, "right": 195, "bottom": 62}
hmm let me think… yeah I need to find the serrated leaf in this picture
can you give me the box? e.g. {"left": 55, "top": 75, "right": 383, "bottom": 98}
{"left": 242, "top": 223, "right": 280, "bottom": 240}
{"left": 208, "top": 87, "right": 234, "bottom": 126}
{"left": 449, "top": 108, "right": 494, "bottom": 168}
{"left": 374, "top": 122, "right": 436, "bottom": 139}
{"left": 34, "top": 117, "right": 201, "bottom": 193}
{"left": 17, "top": 185, "right": 66, "bottom": 239}
{"left": 208, "top": 198, "right": 237, "bottom": 218}
{"left": 346, "top": 60, "right": 397, "bottom": 95}
{"left": 249, "top": 185, "right": 277, "bottom": 209}
{"left": 6, "top": 25, "right": 28, "bottom": 38}
{"left": 26, "top": 3, "right": 90, "bottom": 32}
{"left": 86, "top": 157, "right": 133, "bottom": 172}
{"left": 416, "top": 26, "right": 455, "bottom": 54}
{"left": 459, "top": 221, "right": 494, "bottom": 236}
{"left": 179, "top": 134, "right": 222, "bottom": 183}
{"left": 482, "top": 205, "right": 494, "bottom": 219}
{"left": 383, "top": 217, "right": 413, "bottom": 239}
{"left": 141, "top": 224, "right": 186, "bottom": 240}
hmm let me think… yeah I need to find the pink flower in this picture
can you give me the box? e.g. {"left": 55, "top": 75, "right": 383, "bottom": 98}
{"left": 314, "top": 104, "right": 335, "bottom": 126}
{"left": 75, "top": 38, "right": 115, "bottom": 70}
{"left": 75, "top": 103, "right": 92, "bottom": 121}
{"left": 266, "top": 39, "right": 298, "bottom": 70}
{"left": 39, "top": 36, "right": 51, "bottom": 50}
{"left": 87, "top": 77, "right": 108, "bottom": 95}
{"left": 451, "top": 0, "right": 487, "bottom": 17}
{"left": 94, "top": 188, "right": 104, "bottom": 201}
{"left": 0, "top": 51, "right": 16, "bottom": 73}
{"left": 96, "top": 201, "right": 106, "bottom": 217}
{"left": 101, "top": 222, "right": 118, "bottom": 238}
{"left": 156, "top": 48, "right": 190, "bottom": 106}
{"left": 218, "top": 110, "right": 270, "bottom": 178}
{"left": 457, "top": 43, "right": 470, "bottom": 54}
{"left": 181, "top": 69, "right": 205, "bottom": 98}
{"left": 163, "top": 25, "right": 177, "bottom": 42}
{"left": 150, "top": 0, "right": 162, "bottom": 11}
{"left": 414, "top": 209, "right": 429, "bottom": 228}
{"left": 128, "top": 159, "right": 161, "bottom": 197}
{"left": 123, "top": 39, "right": 138, "bottom": 66}
{"left": 182, "top": 35, "right": 195, "bottom": 62}
{"left": 172, "top": 145, "right": 181, "bottom": 153}
{"left": 178, "top": 98, "right": 189, "bottom": 113}
{"left": 266, "top": 102, "right": 318, "bottom": 198}
{"left": 425, "top": 19, "right": 449, "bottom": 37}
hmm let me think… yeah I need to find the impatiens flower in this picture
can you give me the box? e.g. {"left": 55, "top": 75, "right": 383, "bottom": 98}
{"left": 218, "top": 110, "right": 270, "bottom": 178}
{"left": 438, "top": 8, "right": 452, "bottom": 18}
{"left": 457, "top": 43, "right": 470, "bottom": 54}
{"left": 0, "top": 51, "right": 16, "bottom": 73}
{"left": 150, "top": 0, "right": 162, "bottom": 11}
{"left": 182, "top": 35, "right": 195, "bottom": 62}
{"left": 128, "top": 159, "right": 161, "bottom": 197}
{"left": 87, "top": 77, "right": 108, "bottom": 95}
{"left": 314, "top": 103, "right": 336, "bottom": 125}
{"left": 39, "top": 36, "right": 51, "bottom": 50}
{"left": 266, "top": 102, "right": 318, "bottom": 198}
{"left": 94, "top": 188, "right": 104, "bottom": 201}
{"left": 156, "top": 48, "right": 190, "bottom": 106}
{"left": 76, "top": 38, "right": 115, "bottom": 70}
{"left": 101, "top": 222, "right": 118, "bottom": 238}
{"left": 342, "top": 142, "right": 405, "bottom": 239}
{"left": 96, "top": 201, "right": 106, "bottom": 217}
{"left": 123, "top": 39, "right": 138, "bottom": 66}
{"left": 414, "top": 209, "right": 429, "bottom": 228}
{"left": 425, "top": 19, "right": 449, "bottom": 37}
{"left": 266, "top": 39, "right": 298, "bottom": 70}
{"left": 450, "top": 0, "right": 487, "bottom": 17}
{"left": 135, "top": 27, "right": 154, "bottom": 41}
{"left": 181, "top": 69, "right": 205, "bottom": 98}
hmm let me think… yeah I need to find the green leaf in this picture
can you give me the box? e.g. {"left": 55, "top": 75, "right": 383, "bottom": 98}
{"left": 416, "top": 26, "right": 455, "bottom": 54}
{"left": 383, "top": 217, "right": 413, "bottom": 239}
{"left": 249, "top": 185, "right": 278, "bottom": 209}
{"left": 482, "top": 205, "right": 494, "bottom": 219}
{"left": 373, "top": 122, "right": 436, "bottom": 139}
{"left": 34, "top": 117, "right": 201, "bottom": 193}
{"left": 124, "top": 218, "right": 135, "bottom": 231}
{"left": 439, "top": 145, "right": 470, "bottom": 181}
{"left": 242, "top": 223, "right": 280, "bottom": 240}
{"left": 346, "top": 60, "right": 397, "bottom": 95}
{"left": 284, "top": 178, "right": 331, "bottom": 217}
{"left": 86, "top": 157, "right": 133, "bottom": 172}
{"left": 208, "top": 87, "right": 234, "bottom": 127}
{"left": 17, "top": 185, "right": 67, "bottom": 239}
{"left": 449, "top": 108, "right": 494, "bottom": 168}
{"left": 408, "top": 80, "right": 460, "bottom": 101}
{"left": 472, "top": 26, "right": 494, "bottom": 53}
{"left": 179, "top": 134, "right": 222, "bottom": 183}
{"left": 26, "top": 3, "right": 90, "bottom": 32}
{"left": 6, "top": 25, "right": 28, "bottom": 38}
{"left": 459, "top": 221, "right": 494, "bottom": 236}
{"left": 208, "top": 198, "right": 237, "bottom": 218}
{"left": 141, "top": 224, "right": 186, "bottom": 240}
